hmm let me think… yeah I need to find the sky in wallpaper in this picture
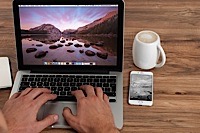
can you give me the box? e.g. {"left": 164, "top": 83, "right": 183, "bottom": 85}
{"left": 19, "top": 6, "right": 118, "bottom": 31}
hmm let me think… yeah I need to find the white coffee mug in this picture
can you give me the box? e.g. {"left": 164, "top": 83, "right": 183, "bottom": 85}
{"left": 132, "top": 30, "right": 166, "bottom": 70}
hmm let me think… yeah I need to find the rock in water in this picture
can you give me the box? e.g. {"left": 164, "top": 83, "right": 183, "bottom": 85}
{"left": 90, "top": 42, "right": 95, "bottom": 45}
{"left": 36, "top": 44, "right": 43, "bottom": 47}
{"left": 57, "top": 44, "right": 63, "bottom": 47}
{"left": 79, "top": 49, "right": 84, "bottom": 53}
{"left": 49, "top": 45, "right": 58, "bottom": 49}
{"left": 67, "top": 50, "right": 75, "bottom": 53}
{"left": 26, "top": 48, "right": 37, "bottom": 53}
{"left": 35, "top": 51, "right": 48, "bottom": 58}
{"left": 95, "top": 42, "right": 104, "bottom": 46}
{"left": 97, "top": 52, "right": 108, "bottom": 59}
{"left": 60, "top": 40, "right": 65, "bottom": 43}
{"left": 68, "top": 42, "right": 73, "bottom": 45}
{"left": 74, "top": 43, "right": 82, "bottom": 48}
{"left": 84, "top": 43, "right": 90, "bottom": 48}
{"left": 85, "top": 50, "right": 95, "bottom": 56}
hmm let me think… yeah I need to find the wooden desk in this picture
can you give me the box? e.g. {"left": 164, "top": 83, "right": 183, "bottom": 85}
{"left": 0, "top": 0, "right": 200, "bottom": 132}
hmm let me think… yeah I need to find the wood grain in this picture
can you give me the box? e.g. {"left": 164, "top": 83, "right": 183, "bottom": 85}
{"left": 0, "top": 0, "right": 200, "bottom": 132}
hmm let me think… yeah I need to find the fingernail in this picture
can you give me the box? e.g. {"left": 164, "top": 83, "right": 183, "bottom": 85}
{"left": 54, "top": 115, "right": 59, "bottom": 121}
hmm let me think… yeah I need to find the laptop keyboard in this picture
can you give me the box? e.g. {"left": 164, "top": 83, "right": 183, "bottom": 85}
{"left": 19, "top": 74, "right": 117, "bottom": 102}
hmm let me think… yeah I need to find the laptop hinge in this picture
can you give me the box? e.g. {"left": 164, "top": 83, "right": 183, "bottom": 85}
{"left": 30, "top": 69, "right": 110, "bottom": 74}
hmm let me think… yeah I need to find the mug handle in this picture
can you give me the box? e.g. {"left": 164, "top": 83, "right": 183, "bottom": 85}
{"left": 155, "top": 45, "right": 166, "bottom": 68}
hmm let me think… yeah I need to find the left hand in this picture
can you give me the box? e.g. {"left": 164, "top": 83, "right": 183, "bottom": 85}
{"left": 2, "top": 88, "right": 58, "bottom": 133}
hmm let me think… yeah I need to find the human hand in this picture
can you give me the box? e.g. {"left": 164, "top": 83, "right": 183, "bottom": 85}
{"left": 63, "top": 85, "right": 119, "bottom": 133}
{"left": 2, "top": 88, "right": 58, "bottom": 133}
{"left": 0, "top": 110, "right": 7, "bottom": 133}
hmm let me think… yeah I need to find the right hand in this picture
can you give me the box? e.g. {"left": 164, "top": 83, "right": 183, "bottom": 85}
{"left": 63, "top": 85, "right": 119, "bottom": 133}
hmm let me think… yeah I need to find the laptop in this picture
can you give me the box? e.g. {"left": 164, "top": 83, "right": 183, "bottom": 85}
{"left": 11, "top": 0, "right": 124, "bottom": 129}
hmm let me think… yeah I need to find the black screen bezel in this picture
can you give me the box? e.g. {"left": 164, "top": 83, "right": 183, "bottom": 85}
{"left": 13, "top": 0, "right": 124, "bottom": 73}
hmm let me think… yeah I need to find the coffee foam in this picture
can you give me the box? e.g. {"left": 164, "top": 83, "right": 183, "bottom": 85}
{"left": 138, "top": 32, "right": 158, "bottom": 43}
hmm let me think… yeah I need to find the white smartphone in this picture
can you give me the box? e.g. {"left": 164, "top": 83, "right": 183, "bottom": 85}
{"left": 128, "top": 71, "right": 153, "bottom": 106}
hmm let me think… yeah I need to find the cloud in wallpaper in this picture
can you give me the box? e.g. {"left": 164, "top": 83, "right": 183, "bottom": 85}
{"left": 19, "top": 6, "right": 117, "bottom": 31}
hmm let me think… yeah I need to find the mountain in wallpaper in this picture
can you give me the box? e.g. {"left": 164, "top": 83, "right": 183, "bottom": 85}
{"left": 21, "top": 10, "right": 118, "bottom": 35}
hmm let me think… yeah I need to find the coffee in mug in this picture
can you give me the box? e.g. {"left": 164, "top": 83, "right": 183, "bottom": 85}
{"left": 132, "top": 30, "right": 166, "bottom": 70}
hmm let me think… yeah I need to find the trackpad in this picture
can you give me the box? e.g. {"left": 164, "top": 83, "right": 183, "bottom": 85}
{"left": 43, "top": 102, "right": 77, "bottom": 128}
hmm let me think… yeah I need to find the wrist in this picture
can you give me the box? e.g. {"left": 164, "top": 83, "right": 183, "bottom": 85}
{"left": 101, "top": 126, "right": 119, "bottom": 133}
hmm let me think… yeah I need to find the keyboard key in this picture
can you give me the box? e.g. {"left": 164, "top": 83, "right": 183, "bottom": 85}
{"left": 71, "top": 87, "right": 77, "bottom": 91}
{"left": 28, "top": 78, "right": 34, "bottom": 82}
{"left": 76, "top": 83, "right": 82, "bottom": 87}
{"left": 67, "top": 78, "right": 73, "bottom": 82}
{"left": 95, "top": 76, "right": 102, "bottom": 78}
{"left": 96, "top": 83, "right": 102, "bottom": 87}
{"left": 74, "top": 78, "right": 79, "bottom": 82}
{"left": 56, "top": 96, "right": 76, "bottom": 101}
{"left": 60, "top": 91, "right": 66, "bottom": 96}
{"left": 37, "top": 82, "right": 43, "bottom": 86}
{"left": 70, "top": 83, "right": 75, "bottom": 86}
{"left": 103, "top": 83, "right": 109, "bottom": 87}
{"left": 104, "top": 92, "right": 116, "bottom": 97}
{"left": 100, "top": 79, "right": 106, "bottom": 82}
{"left": 30, "top": 82, "right": 36, "bottom": 86}
{"left": 50, "top": 82, "right": 56, "bottom": 86}
{"left": 94, "top": 79, "right": 99, "bottom": 82}
{"left": 67, "top": 91, "right": 72, "bottom": 96}
{"left": 105, "top": 88, "right": 111, "bottom": 92}
{"left": 80, "top": 78, "right": 86, "bottom": 82}
{"left": 61, "top": 78, "right": 66, "bottom": 82}
{"left": 21, "top": 82, "right": 29, "bottom": 86}
{"left": 109, "top": 99, "right": 116, "bottom": 102}
{"left": 63, "top": 82, "right": 69, "bottom": 86}
{"left": 107, "top": 79, "right": 116, "bottom": 83}
{"left": 51, "top": 87, "right": 57, "bottom": 91}
{"left": 57, "top": 82, "right": 63, "bottom": 86}
{"left": 54, "top": 78, "right": 60, "bottom": 82}
{"left": 43, "top": 82, "right": 49, "bottom": 86}
{"left": 58, "top": 87, "right": 63, "bottom": 91}
{"left": 110, "top": 84, "right": 116, "bottom": 92}
{"left": 64, "top": 87, "right": 70, "bottom": 91}
{"left": 87, "top": 78, "right": 93, "bottom": 82}
{"left": 22, "top": 75, "right": 29, "bottom": 77}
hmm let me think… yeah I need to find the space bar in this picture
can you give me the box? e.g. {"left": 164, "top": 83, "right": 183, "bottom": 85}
{"left": 55, "top": 96, "right": 77, "bottom": 101}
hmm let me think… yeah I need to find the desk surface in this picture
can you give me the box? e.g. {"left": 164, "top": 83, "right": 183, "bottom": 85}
{"left": 0, "top": 0, "right": 200, "bottom": 132}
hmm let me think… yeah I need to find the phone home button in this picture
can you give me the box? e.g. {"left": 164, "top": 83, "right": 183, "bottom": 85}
{"left": 138, "top": 101, "right": 143, "bottom": 105}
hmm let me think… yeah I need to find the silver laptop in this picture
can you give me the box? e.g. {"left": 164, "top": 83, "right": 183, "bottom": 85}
{"left": 11, "top": 0, "right": 124, "bottom": 129}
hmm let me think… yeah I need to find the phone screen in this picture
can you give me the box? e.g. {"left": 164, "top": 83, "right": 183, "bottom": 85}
{"left": 129, "top": 74, "right": 152, "bottom": 101}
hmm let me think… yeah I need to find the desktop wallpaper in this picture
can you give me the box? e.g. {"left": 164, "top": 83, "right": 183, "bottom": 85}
{"left": 19, "top": 6, "right": 118, "bottom": 66}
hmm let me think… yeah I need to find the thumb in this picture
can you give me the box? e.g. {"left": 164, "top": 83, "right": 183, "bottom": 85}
{"left": 63, "top": 107, "right": 78, "bottom": 128}
{"left": 37, "top": 114, "right": 58, "bottom": 131}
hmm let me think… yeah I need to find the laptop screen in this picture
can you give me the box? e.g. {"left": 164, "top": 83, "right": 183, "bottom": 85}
{"left": 18, "top": 5, "right": 118, "bottom": 66}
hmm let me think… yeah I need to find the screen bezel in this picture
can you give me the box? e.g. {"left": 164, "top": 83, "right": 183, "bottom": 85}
{"left": 13, "top": 0, "right": 124, "bottom": 73}
{"left": 128, "top": 71, "right": 153, "bottom": 106}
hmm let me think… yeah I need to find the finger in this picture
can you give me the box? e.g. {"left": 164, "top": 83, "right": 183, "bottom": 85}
{"left": 63, "top": 107, "right": 80, "bottom": 131}
{"left": 80, "top": 85, "right": 95, "bottom": 96}
{"left": 95, "top": 87, "right": 104, "bottom": 99}
{"left": 10, "top": 92, "right": 21, "bottom": 99}
{"left": 34, "top": 93, "right": 57, "bottom": 110}
{"left": 103, "top": 94, "right": 110, "bottom": 106}
{"left": 19, "top": 88, "right": 33, "bottom": 97}
{"left": 71, "top": 90, "right": 85, "bottom": 101}
{"left": 26, "top": 88, "right": 51, "bottom": 100}
{"left": 37, "top": 114, "right": 58, "bottom": 132}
